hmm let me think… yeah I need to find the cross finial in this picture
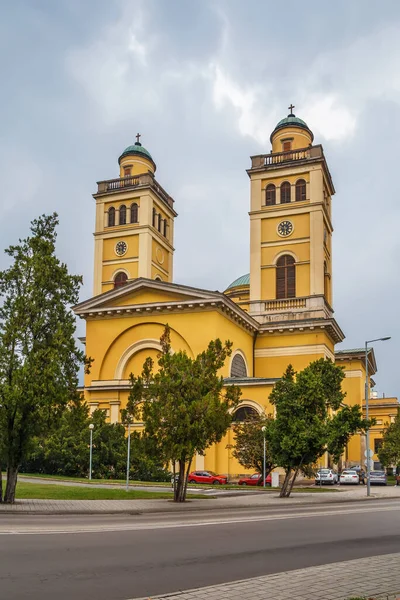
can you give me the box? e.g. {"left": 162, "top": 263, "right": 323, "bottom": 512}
{"left": 136, "top": 132, "right": 141, "bottom": 144}
{"left": 288, "top": 103, "right": 295, "bottom": 115}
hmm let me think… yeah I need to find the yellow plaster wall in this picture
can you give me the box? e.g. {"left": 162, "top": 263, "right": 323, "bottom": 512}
{"left": 103, "top": 235, "right": 139, "bottom": 261}
{"left": 261, "top": 213, "right": 310, "bottom": 243}
{"left": 261, "top": 173, "right": 310, "bottom": 188}
{"left": 271, "top": 127, "right": 313, "bottom": 153}
{"left": 123, "top": 347, "right": 160, "bottom": 379}
{"left": 108, "top": 289, "right": 188, "bottom": 306}
{"left": 119, "top": 154, "right": 155, "bottom": 176}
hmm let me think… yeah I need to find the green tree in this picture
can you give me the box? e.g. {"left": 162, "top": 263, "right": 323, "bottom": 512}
{"left": 0, "top": 214, "right": 91, "bottom": 503}
{"left": 232, "top": 414, "right": 275, "bottom": 483}
{"left": 269, "top": 360, "right": 371, "bottom": 498}
{"left": 124, "top": 325, "right": 240, "bottom": 502}
{"left": 378, "top": 408, "right": 400, "bottom": 468}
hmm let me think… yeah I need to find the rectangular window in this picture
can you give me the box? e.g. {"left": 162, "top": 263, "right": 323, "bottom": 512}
{"left": 124, "top": 167, "right": 131, "bottom": 177}
{"left": 283, "top": 141, "right": 291, "bottom": 152}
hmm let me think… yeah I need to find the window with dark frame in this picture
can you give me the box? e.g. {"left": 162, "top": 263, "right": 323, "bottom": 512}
{"left": 114, "top": 271, "right": 128, "bottom": 288}
{"left": 295, "top": 179, "right": 306, "bottom": 202}
{"left": 266, "top": 184, "right": 276, "bottom": 206}
{"left": 276, "top": 255, "right": 295, "bottom": 299}
{"left": 280, "top": 182, "right": 291, "bottom": 204}
{"left": 152, "top": 208, "right": 157, "bottom": 227}
{"left": 119, "top": 205, "right": 127, "bottom": 225}
{"left": 108, "top": 207, "right": 116, "bottom": 227}
{"left": 123, "top": 167, "right": 131, "bottom": 177}
{"left": 130, "top": 203, "right": 138, "bottom": 223}
{"left": 232, "top": 406, "right": 258, "bottom": 422}
{"left": 282, "top": 141, "right": 291, "bottom": 152}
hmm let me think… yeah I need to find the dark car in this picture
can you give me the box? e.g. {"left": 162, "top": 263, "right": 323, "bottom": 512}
{"left": 238, "top": 473, "right": 272, "bottom": 486}
{"left": 187, "top": 471, "right": 228, "bottom": 485}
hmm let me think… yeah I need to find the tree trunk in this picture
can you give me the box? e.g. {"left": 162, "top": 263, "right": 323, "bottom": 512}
{"left": 4, "top": 465, "right": 19, "bottom": 504}
{"left": 286, "top": 466, "right": 300, "bottom": 497}
{"left": 175, "top": 459, "right": 187, "bottom": 502}
{"left": 279, "top": 469, "right": 292, "bottom": 498}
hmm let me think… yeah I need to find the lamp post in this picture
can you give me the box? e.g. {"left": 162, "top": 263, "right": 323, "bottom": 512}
{"left": 89, "top": 423, "right": 94, "bottom": 481}
{"left": 261, "top": 426, "right": 266, "bottom": 488}
{"left": 126, "top": 422, "right": 131, "bottom": 492}
{"left": 365, "top": 336, "right": 391, "bottom": 497}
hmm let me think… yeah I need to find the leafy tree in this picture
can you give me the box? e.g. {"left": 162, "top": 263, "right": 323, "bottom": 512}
{"left": 378, "top": 408, "right": 400, "bottom": 468}
{"left": 232, "top": 413, "right": 275, "bottom": 483}
{"left": 269, "top": 360, "right": 371, "bottom": 498}
{"left": 124, "top": 325, "right": 240, "bottom": 502}
{"left": 128, "top": 431, "right": 171, "bottom": 482}
{"left": 0, "top": 214, "right": 91, "bottom": 502}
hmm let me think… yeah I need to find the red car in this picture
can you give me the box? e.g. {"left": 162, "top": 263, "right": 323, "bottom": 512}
{"left": 188, "top": 471, "right": 228, "bottom": 485}
{"left": 238, "top": 473, "right": 272, "bottom": 486}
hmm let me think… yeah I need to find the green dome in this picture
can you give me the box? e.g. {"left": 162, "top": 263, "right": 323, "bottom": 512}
{"left": 270, "top": 113, "right": 314, "bottom": 142}
{"left": 226, "top": 273, "right": 250, "bottom": 290}
{"left": 118, "top": 141, "right": 155, "bottom": 166}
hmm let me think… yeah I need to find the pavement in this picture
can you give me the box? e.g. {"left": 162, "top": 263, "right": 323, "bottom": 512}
{"left": 1, "top": 500, "right": 400, "bottom": 600}
{"left": 1, "top": 482, "right": 399, "bottom": 514}
{"left": 134, "top": 553, "right": 400, "bottom": 600}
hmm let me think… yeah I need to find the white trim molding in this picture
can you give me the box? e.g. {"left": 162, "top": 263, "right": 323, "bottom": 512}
{"left": 272, "top": 249, "right": 299, "bottom": 264}
{"left": 344, "top": 369, "right": 363, "bottom": 378}
{"left": 115, "top": 338, "right": 163, "bottom": 379}
{"left": 229, "top": 349, "right": 249, "bottom": 378}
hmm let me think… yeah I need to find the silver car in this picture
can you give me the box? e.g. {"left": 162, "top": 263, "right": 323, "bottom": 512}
{"left": 369, "top": 470, "right": 387, "bottom": 485}
{"left": 340, "top": 470, "right": 360, "bottom": 485}
{"left": 315, "top": 468, "right": 338, "bottom": 485}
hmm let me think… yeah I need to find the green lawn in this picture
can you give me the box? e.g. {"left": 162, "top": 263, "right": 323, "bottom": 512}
{"left": 15, "top": 481, "right": 207, "bottom": 500}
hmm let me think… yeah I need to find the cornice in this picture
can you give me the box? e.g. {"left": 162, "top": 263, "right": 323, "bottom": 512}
{"left": 257, "top": 317, "right": 345, "bottom": 345}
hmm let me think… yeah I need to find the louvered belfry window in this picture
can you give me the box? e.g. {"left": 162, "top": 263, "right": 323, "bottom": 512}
{"left": 295, "top": 179, "right": 306, "bottom": 202}
{"left": 119, "top": 205, "right": 127, "bottom": 225}
{"left": 266, "top": 184, "right": 276, "bottom": 206}
{"left": 276, "top": 255, "right": 295, "bottom": 299}
{"left": 280, "top": 182, "right": 291, "bottom": 204}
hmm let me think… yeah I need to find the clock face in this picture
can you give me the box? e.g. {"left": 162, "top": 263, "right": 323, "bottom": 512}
{"left": 115, "top": 241, "right": 127, "bottom": 256}
{"left": 277, "top": 220, "right": 293, "bottom": 237}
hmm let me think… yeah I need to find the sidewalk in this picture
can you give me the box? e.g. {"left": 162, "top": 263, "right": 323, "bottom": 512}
{"left": 0, "top": 486, "right": 399, "bottom": 514}
{"left": 134, "top": 553, "right": 400, "bottom": 600}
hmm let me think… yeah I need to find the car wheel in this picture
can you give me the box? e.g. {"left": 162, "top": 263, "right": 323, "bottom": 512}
{"left": 240, "top": 482, "right": 247, "bottom": 486}
{"left": 188, "top": 479, "right": 195, "bottom": 484}
{"left": 213, "top": 480, "right": 222, "bottom": 485}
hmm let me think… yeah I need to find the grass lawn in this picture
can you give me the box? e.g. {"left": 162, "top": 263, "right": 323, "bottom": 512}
{"left": 15, "top": 481, "right": 208, "bottom": 500}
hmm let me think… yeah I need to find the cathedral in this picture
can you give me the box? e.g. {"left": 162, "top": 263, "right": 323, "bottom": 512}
{"left": 74, "top": 109, "right": 397, "bottom": 476}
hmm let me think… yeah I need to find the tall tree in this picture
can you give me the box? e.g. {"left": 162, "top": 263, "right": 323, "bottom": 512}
{"left": 124, "top": 325, "right": 240, "bottom": 502}
{"left": 232, "top": 413, "right": 275, "bottom": 483}
{"left": 269, "top": 360, "right": 371, "bottom": 498}
{"left": 378, "top": 408, "right": 400, "bottom": 469}
{"left": 0, "top": 214, "right": 90, "bottom": 503}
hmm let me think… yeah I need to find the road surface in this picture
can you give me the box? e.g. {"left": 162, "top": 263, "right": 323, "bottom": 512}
{"left": 1, "top": 498, "right": 399, "bottom": 599}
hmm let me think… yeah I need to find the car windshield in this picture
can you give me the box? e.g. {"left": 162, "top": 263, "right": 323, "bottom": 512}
{"left": 207, "top": 471, "right": 217, "bottom": 476}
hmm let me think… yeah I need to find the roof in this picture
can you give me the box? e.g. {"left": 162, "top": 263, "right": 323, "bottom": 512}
{"left": 335, "top": 347, "right": 377, "bottom": 375}
{"left": 226, "top": 273, "right": 250, "bottom": 290}
{"left": 118, "top": 142, "right": 155, "bottom": 165}
{"left": 270, "top": 113, "right": 314, "bottom": 143}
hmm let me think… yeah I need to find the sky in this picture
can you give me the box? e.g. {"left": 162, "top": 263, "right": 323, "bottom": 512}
{"left": 0, "top": 0, "right": 399, "bottom": 397}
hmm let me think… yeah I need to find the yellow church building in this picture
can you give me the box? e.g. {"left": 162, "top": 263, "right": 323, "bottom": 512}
{"left": 74, "top": 111, "right": 396, "bottom": 477}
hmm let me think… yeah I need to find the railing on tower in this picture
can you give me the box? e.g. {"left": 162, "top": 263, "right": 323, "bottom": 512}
{"left": 96, "top": 172, "right": 174, "bottom": 209}
{"left": 250, "top": 144, "right": 325, "bottom": 170}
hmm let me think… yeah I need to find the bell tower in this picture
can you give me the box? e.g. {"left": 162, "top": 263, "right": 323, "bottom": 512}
{"left": 247, "top": 106, "right": 344, "bottom": 376}
{"left": 92, "top": 135, "right": 177, "bottom": 295}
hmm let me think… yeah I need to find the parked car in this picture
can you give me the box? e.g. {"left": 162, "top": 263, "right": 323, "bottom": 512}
{"left": 349, "top": 466, "right": 366, "bottom": 484}
{"left": 369, "top": 470, "right": 387, "bottom": 485}
{"left": 339, "top": 470, "right": 360, "bottom": 485}
{"left": 238, "top": 473, "right": 272, "bottom": 486}
{"left": 187, "top": 471, "right": 228, "bottom": 485}
{"left": 315, "top": 469, "right": 338, "bottom": 485}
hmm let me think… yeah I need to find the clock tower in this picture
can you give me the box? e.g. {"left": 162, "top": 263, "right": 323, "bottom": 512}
{"left": 92, "top": 136, "right": 177, "bottom": 295}
{"left": 247, "top": 107, "right": 344, "bottom": 376}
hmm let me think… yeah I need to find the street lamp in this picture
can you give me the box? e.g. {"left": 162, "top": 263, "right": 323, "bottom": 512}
{"left": 126, "top": 422, "right": 131, "bottom": 492}
{"left": 89, "top": 423, "right": 94, "bottom": 481}
{"left": 261, "top": 426, "right": 266, "bottom": 488}
{"left": 365, "top": 336, "right": 391, "bottom": 497}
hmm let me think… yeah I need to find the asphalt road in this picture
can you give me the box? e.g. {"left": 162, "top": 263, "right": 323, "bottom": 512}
{"left": 1, "top": 499, "right": 400, "bottom": 600}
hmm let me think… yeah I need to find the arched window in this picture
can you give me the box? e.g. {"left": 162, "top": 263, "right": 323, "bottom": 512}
{"left": 276, "top": 255, "right": 295, "bottom": 299}
{"left": 230, "top": 354, "right": 247, "bottom": 378}
{"left": 266, "top": 184, "right": 276, "bottom": 206}
{"left": 280, "top": 182, "right": 291, "bottom": 204}
{"left": 130, "top": 203, "right": 138, "bottom": 223}
{"left": 295, "top": 179, "right": 306, "bottom": 202}
{"left": 158, "top": 214, "right": 162, "bottom": 232}
{"left": 232, "top": 406, "right": 258, "bottom": 422}
{"left": 163, "top": 219, "right": 168, "bottom": 237}
{"left": 152, "top": 208, "right": 157, "bottom": 227}
{"left": 108, "top": 207, "right": 116, "bottom": 227}
{"left": 154, "top": 275, "right": 162, "bottom": 281}
{"left": 114, "top": 272, "right": 128, "bottom": 288}
{"left": 119, "top": 205, "right": 126, "bottom": 225}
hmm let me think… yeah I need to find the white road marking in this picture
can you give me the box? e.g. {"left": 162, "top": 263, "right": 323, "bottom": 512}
{"left": 0, "top": 502, "right": 399, "bottom": 535}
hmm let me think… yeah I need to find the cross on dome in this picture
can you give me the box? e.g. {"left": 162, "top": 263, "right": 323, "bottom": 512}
{"left": 288, "top": 103, "right": 295, "bottom": 115}
{"left": 135, "top": 132, "right": 141, "bottom": 145}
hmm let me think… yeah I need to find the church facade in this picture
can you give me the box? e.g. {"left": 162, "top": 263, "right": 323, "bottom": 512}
{"left": 74, "top": 112, "right": 394, "bottom": 476}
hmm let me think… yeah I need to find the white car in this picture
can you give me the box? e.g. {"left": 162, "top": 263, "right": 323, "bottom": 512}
{"left": 340, "top": 470, "right": 360, "bottom": 485}
{"left": 315, "top": 469, "right": 338, "bottom": 485}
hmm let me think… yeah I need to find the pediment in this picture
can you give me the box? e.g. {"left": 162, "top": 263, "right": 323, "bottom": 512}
{"left": 74, "top": 277, "right": 221, "bottom": 313}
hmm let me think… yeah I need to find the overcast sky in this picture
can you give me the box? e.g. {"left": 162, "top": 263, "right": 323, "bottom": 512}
{"left": 1, "top": 0, "right": 398, "bottom": 397}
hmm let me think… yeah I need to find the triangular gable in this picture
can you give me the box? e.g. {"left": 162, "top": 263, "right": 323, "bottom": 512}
{"left": 74, "top": 277, "right": 221, "bottom": 313}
